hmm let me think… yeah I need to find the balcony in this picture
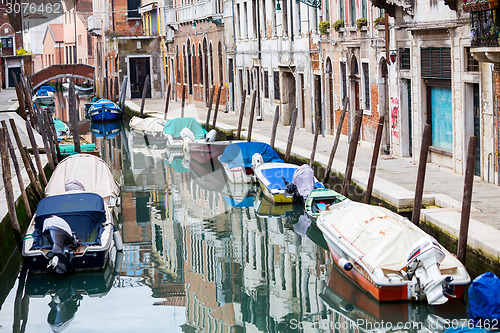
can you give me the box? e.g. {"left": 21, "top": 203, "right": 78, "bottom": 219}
{"left": 176, "top": 0, "right": 222, "bottom": 24}
{"left": 87, "top": 15, "right": 102, "bottom": 36}
{"left": 466, "top": 5, "right": 500, "bottom": 63}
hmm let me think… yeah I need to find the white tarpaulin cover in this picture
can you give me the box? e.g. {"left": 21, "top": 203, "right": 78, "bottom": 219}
{"left": 129, "top": 116, "right": 166, "bottom": 134}
{"left": 45, "top": 154, "right": 119, "bottom": 200}
{"left": 292, "top": 164, "right": 315, "bottom": 200}
{"left": 318, "top": 201, "right": 461, "bottom": 272}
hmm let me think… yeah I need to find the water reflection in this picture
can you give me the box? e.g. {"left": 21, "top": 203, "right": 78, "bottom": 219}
{"left": 0, "top": 120, "right": 469, "bottom": 332}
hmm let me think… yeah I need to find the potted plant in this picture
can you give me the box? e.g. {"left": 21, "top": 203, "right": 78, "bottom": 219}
{"left": 319, "top": 21, "right": 330, "bottom": 35}
{"left": 357, "top": 18, "right": 367, "bottom": 30}
{"left": 374, "top": 16, "right": 385, "bottom": 26}
{"left": 333, "top": 19, "right": 345, "bottom": 32}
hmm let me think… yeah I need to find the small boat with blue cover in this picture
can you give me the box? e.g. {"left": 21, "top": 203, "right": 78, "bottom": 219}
{"left": 305, "top": 188, "right": 348, "bottom": 220}
{"left": 53, "top": 117, "right": 69, "bottom": 141}
{"left": 163, "top": 117, "right": 216, "bottom": 149}
{"left": 88, "top": 99, "right": 122, "bottom": 122}
{"left": 218, "top": 142, "right": 283, "bottom": 183}
{"left": 253, "top": 163, "right": 324, "bottom": 204}
{"left": 34, "top": 86, "right": 56, "bottom": 107}
{"left": 22, "top": 154, "right": 122, "bottom": 274}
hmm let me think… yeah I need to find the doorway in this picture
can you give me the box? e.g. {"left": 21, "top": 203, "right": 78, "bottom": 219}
{"left": 401, "top": 79, "right": 413, "bottom": 157}
{"left": 473, "top": 83, "right": 481, "bottom": 176}
{"left": 282, "top": 71, "right": 296, "bottom": 125}
{"left": 314, "top": 74, "right": 322, "bottom": 134}
{"left": 129, "top": 57, "right": 151, "bottom": 98}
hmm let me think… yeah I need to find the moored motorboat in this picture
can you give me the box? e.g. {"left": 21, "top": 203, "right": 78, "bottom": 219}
{"left": 163, "top": 117, "right": 216, "bottom": 149}
{"left": 34, "top": 86, "right": 56, "bottom": 107}
{"left": 129, "top": 116, "right": 166, "bottom": 138}
{"left": 316, "top": 201, "right": 470, "bottom": 305}
{"left": 218, "top": 142, "right": 283, "bottom": 183}
{"left": 53, "top": 116, "right": 69, "bottom": 141}
{"left": 188, "top": 140, "right": 244, "bottom": 164}
{"left": 88, "top": 99, "right": 122, "bottom": 122}
{"left": 305, "top": 188, "right": 348, "bottom": 220}
{"left": 253, "top": 163, "right": 324, "bottom": 204}
{"left": 22, "top": 154, "right": 122, "bottom": 274}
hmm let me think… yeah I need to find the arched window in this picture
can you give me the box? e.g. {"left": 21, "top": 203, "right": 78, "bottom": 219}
{"left": 183, "top": 44, "right": 187, "bottom": 84}
{"left": 198, "top": 43, "right": 203, "bottom": 85}
{"left": 176, "top": 45, "right": 180, "bottom": 82}
{"left": 218, "top": 41, "right": 223, "bottom": 84}
{"left": 193, "top": 43, "right": 197, "bottom": 85}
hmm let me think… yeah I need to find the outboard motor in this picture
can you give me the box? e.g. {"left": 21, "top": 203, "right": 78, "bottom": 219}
{"left": 406, "top": 236, "right": 454, "bottom": 305}
{"left": 251, "top": 153, "right": 263, "bottom": 170}
{"left": 205, "top": 129, "right": 217, "bottom": 142}
{"left": 43, "top": 216, "right": 79, "bottom": 274}
{"left": 291, "top": 164, "right": 316, "bottom": 202}
{"left": 180, "top": 127, "right": 196, "bottom": 143}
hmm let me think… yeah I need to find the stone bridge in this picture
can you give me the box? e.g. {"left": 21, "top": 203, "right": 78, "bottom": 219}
{"left": 29, "top": 64, "right": 95, "bottom": 90}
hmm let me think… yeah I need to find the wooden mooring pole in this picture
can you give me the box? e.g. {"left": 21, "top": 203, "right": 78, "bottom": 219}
{"left": 1, "top": 121, "right": 32, "bottom": 220}
{"left": 33, "top": 102, "right": 55, "bottom": 171}
{"left": 411, "top": 123, "right": 431, "bottom": 225}
{"left": 68, "top": 82, "right": 81, "bottom": 154}
{"left": 114, "top": 78, "right": 119, "bottom": 103}
{"left": 0, "top": 128, "right": 23, "bottom": 247}
{"left": 324, "top": 97, "right": 349, "bottom": 183}
{"left": 284, "top": 107, "right": 298, "bottom": 163}
{"left": 205, "top": 85, "right": 216, "bottom": 130}
{"left": 246, "top": 90, "right": 257, "bottom": 142}
{"left": 164, "top": 84, "right": 171, "bottom": 120}
{"left": 364, "top": 115, "right": 385, "bottom": 204}
{"left": 42, "top": 110, "right": 59, "bottom": 165}
{"left": 270, "top": 105, "right": 279, "bottom": 149}
{"left": 45, "top": 113, "right": 61, "bottom": 157}
{"left": 457, "top": 136, "right": 477, "bottom": 264}
{"left": 9, "top": 119, "right": 44, "bottom": 198}
{"left": 212, "top": 85, "right": 223, "bottom": 130}
{"left": 24, "top": 118, "right": 48, "bottom": 186}
{"left": 13, "top": 76, "right": 26, "bottom": 119}
{"left": 236, "top": 90, "right": 247, "bottom": 140}
{"left": 139, "top": 75, "right": 150, "bottom": 118}
{"left": 119, "top": 76, "right": 128, "bottom": 110}
{"left": 310, "top": 117, "right": 321, "bottom": 167}
{"left": 181, "top": 85, "right": 186, "bottom": 118}
{"left": 342, "top": 109, "right": 363, "bottom": 197}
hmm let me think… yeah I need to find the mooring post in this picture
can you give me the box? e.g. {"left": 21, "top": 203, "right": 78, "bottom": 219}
{"left": 246, "top": 90, "right": 257, "bottom": 142}
{"left": 205, "top": 85, "right": 216, "bottom": 131}
{"left": 236, "top": 90, "right": 247, "bottom": 140}
{"left": 68, "top": 82, "right": 81, "bottom": 154}
{"left": 13, "top": 76, "right": 26, "bottom": 119}
{"left": 42, "top": 110, "right": 59, "bottom": 165}
{"left": 9, "top": 119, "right": 44, "bottom": 198}
{"left": 114, "top": 78, "right": 119, "bottom": 103}
{"left": 181, "top": 85, "right": 186, "bottom": 118}
{"left": 1, "top": 121, "right": 32, "bottom": 220}
{"left": 212, "top": 85, "right": 223, "bottom": 130}
{"left": 24, "top": 118, "right": 48, "bottom": 186}
{"left": 324, "top": 97, "right": 349, "bottom": 183}
{"left": 164, "top": 84, "right": 171, "bottom": 120}
{"left": 284, "top": 107, "right": 299, "bottom": 163}
{"left": 411, "top": 124, "right": 431, "bottom": 225}
{"left": 119, "top": 75, "right": 128, "bottom": 110}
{"left": 310, "top": 117, "right": 321, "bottom": 167}
{"left": 139, "top": 74, "right": 150, "bottom": 118}
{"left": 21, "top": 77, "right": 37, "bottom": 130}
{"left": 457, "top": 136, "right": 477, "bottom": 264}
{"left": 46, "top": 113, "right": 61, "bottom": 157}
{"left": 270, "top": 105, "right": 280, "bottom": 148}
{"left": 364, "top": 115, "right": 385, "bottom": 204}
{"left": 342, "top": 109, "right": 363, "bottom": 197}
{"left": 0, "top": 128, "right": 23, "bottom": 247}
{"left": 33, "top": 102, "right": 55, "bottom": 171}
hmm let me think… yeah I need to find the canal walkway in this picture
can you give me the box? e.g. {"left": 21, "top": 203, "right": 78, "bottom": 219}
{"left": 127, "top": 97, "right": 500, "bottom": 264}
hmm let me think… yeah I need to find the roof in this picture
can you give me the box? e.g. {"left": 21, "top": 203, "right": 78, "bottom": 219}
{"left": 47, "top": 24, "right": 64, "bottom": 43}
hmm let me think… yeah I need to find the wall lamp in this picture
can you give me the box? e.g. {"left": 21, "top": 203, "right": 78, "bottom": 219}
{"left": 390, "top": 51, "right": 397, "bottom": 64}
{"left": 276, "top": 0, "right": 281, "bottom": 10}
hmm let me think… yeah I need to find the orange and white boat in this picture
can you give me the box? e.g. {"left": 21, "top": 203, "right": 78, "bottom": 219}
{"left": 316, "top": 201, "right": 470, "bottom": 305}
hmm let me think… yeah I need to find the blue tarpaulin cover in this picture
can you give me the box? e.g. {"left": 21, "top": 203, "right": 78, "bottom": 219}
{"left": 467, "top": 272, "right": 500, "bottom": 324}
{"left": 222, "top": 195, "right": 254, "bottom": 207}
{"left": 37, "top": 86, "right": 55, "bottom": 96}
{"left": 89, "top": 99, "right": 121, "bottom": 112}
{"left": 163, "top": 117, "right": 207, "bottom": 139}
{"left": 219, "top": 142, "right": 283, "bottom": 169}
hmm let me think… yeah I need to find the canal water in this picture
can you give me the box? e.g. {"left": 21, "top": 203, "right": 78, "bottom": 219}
{"left": 0, "top": 97, "right": 470, "bottom": 332}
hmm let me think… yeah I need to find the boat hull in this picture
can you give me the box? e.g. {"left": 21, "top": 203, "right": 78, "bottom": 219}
{"left": 254, "top": 163, "right": 298, "bottom": 204}
{"left": 189, "top": 142, "right": 234, "bottom": 164}
{"left": 23, "top": 248, "right": 110, "bottom": 273}
{"left": 90, "top": 110, "right": 122, "bottom": 122}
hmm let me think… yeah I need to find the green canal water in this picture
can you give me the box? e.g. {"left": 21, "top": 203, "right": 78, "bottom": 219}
{"left": 0, "top": 122, "right": 471, "bottom": 332}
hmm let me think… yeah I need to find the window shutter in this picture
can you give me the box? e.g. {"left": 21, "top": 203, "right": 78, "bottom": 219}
{"left": 421, "top": 48, "right": 451, "bottom": 79}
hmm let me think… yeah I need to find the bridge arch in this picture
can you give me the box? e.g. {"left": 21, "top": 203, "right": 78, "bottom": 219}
{"left": 29, "top": 64, "right": 95, "bottom": 90}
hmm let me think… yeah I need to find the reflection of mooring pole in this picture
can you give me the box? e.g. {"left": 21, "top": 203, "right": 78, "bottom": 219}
{"left": 457, "top": 136, "right": 477, "bottom": 264}
{"left": 411, "top": 123, "right": 431, "bottom": 226}
{"left": 364, "top": 115, "right": 385, "bottom": 204}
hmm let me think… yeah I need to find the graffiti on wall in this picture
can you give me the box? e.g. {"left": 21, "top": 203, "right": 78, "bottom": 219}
{"left": 391, "top": 97, "right": 399, "bottom": 139}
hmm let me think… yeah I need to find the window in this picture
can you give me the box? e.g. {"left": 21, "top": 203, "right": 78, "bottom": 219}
{"left": 247, "top": 69, "right": 251, "bottom": 93}
{"left": 262, "top": 0, "right": 267, "bottom": 38}
{"left": 340, "top": 0, "right": 344, "bottom": 21}
{"left": 128, "top": 0, "right": 141, "bottom": 18}
{"left": 466, "top": 47, "right": 479, "bottom": 72}
{"left": 239, "top": 69, "right": 244, "bottom": 95}
{"left": 243, "top": 2, "right": 249, "bottom": 38}
{"left": 252, "top": 0, "right": 258, "bottom": 38}
{"left": 350, "top": 0, "right": 356, "bottom": 26}
{"left": 400, "top": 48, "right": 410, "bottom": 70}
{"left": 87, "top": 34, "right": 93, "bottom": 56}
{"left": 421, "top": 47, "right": 451, "bottom": 79}
{"left": 193, "top": 45, "right": 197, "bottom": 84}
{"left": 282, "top": 0, "right": 288, "bottom": 36}
{"left": 272, "top": 0, "right": 277, "bottom": 36}
{"left": 77, "top": 34, "right": 82, "bottom": 47}
{"left": 273, "top": 71, "right": 280, "bottom": 100}
{"left": 340, "top": 62, "right": 347, "bottom": 100}
{"left": 176, "top": 46, "right": 180, "bottom": 80}
{"left": 362, "top": 63, "right": 370, "bottom": 110}
{"left": 218, "top": 42, "right": 223, "bottom": 83}
{"left": 209, "top": 43, "right": 214, "bottom": 86}
{"left": 362, "top": 0, "right": 367, "bottom": 19}
{"left": 264, "top": 70, "right": 269, "bottom": 98}
{"left": 198, "top": 44, "right": 203, "bottom": 84}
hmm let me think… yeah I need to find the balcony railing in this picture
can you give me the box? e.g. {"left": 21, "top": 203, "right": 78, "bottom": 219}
{"left": 171, "top": 0, "right": 222, "bottom": 24}
{"left": 470, "top": 9, "right": 500, "bottom": 47}
{"left": 87, "top": 15, "right": 102, "bottom": 36}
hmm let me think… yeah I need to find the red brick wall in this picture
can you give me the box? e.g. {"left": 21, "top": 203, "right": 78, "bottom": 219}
{"left": 361, "top": 84, "right": 381, "bottom": 142}
{"left": 111, "top": 0, "right": 142, "bottom": 37}
{"left": 495, "top": 71, "right": 500, "bottom": 173}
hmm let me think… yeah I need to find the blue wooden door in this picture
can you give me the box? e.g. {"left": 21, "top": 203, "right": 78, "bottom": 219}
{"left": 431, "top": 87, "right": 452, "bottom": 151}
